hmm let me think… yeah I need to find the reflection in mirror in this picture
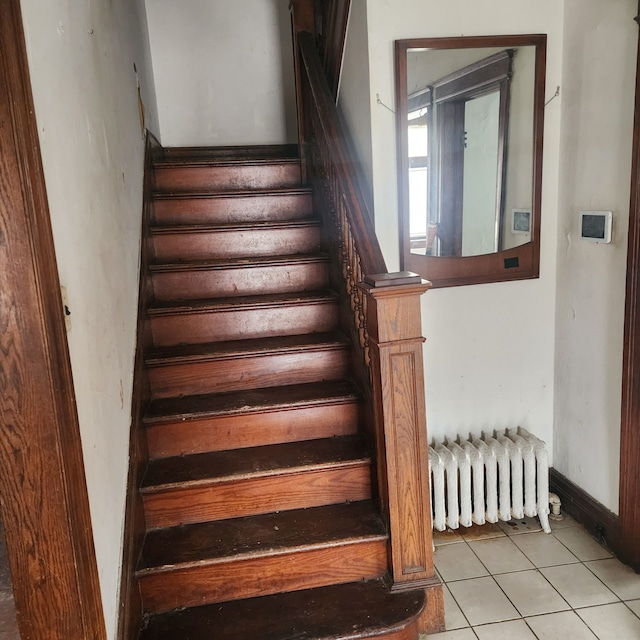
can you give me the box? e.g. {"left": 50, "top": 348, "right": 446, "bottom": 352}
{"left": 396, "top": 35, "right": 546, "bottom": 287}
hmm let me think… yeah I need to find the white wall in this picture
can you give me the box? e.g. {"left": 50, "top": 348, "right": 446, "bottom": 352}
{"left": 362, "top": 0, "right": 564, "bottom": 452}
{"left": 20, "top": 0, "right": 158, "bottom": 637}
{"left": 338, "top": 0, "right": 375, "bottom": 201}
{"left": 145, "top": 0, "right": 297, "bottom": 147}
{"left": 553, "top": 0, "right": 636, "bottom": 513}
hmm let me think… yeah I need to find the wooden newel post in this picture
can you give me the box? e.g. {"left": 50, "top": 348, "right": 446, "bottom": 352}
{"left": 360, "top": 271, "right": 444, "bottom": 632}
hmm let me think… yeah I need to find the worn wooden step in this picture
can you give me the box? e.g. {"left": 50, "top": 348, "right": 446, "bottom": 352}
{"left": 147, "top": 332, "right": 350, "bottom": 399}
{"left": 150, "top": 253, "right": 330, "bottom": 301}
{"left": 160, "top": 144, "right": 299, "bottom": 161}
{"left": 139, "top": 579, "right": 425, "bottom": 640}
{"left": 151, "top": 220, "right": 321, "bottom": 261}
{"left": 140, "top": 436, "right": 372, "bottom": 529}
{"left": 154, "top": 158, "right": 302, "bottom": 192}
{"left": 152, "top": 188, "right": 314, "bottom": 225}
{"left": 144, "top": 380, "right": 362, "bottom": 459}
{"left": 148, "top": 290, "right": 340, "bottom": 346}
{"left": 137, "top": 501, "right": 387, "bottom": 613}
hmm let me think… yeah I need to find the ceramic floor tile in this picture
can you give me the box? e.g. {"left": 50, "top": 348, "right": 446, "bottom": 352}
{"left": 576, "top": 602, "right": 640, "bottom": 639}
{"left": 511, "top": 531, "right": 579, "bottom": 567}
{"left": 625, "top": 599, "right": 640, "bottom": 617}
{"left": 473, "top": 619, "right": 537, "bottom": 640}
{"left": 459, "top": 523, "right": 506, "bottom": 541}
{"left": 525, "top": 611, "right": 597, "bottom": 639}
{"left": 468, "top": 536, "right": 534, "bottom": 575}
{"left": 494, "top": 569, "right": 569, "bottom": 617}
{"left": 540, "top": 563, "right": 617, "bottom": 608}
{"left": 433, "top": 528, "right": 465, "bottom": 547}
{"left": 497, "top": 516, "right": 542, "bottom": 536}
{"left": 447, "top": 576, "right": 519, "bottom": 626}
{"left": 434, "top": 543, "right": 489, "bottom": 582}
{"left": 443, "top": 585, "right": 468, "bottom": 631}
{"left": 585, "top": 558, "right": 640, "bottom": 600}
{"left": 424, "top": 629, "right": 477, "bottom": 640}
{"left": 548, "top": 513, "right": 579, "bottom": 530}
{"left": 552, "top": 526, "right": 612, "bottom": 561}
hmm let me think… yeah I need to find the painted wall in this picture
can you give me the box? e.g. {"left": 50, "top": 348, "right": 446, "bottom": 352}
{"left": 338, "top": 0, "right": 375, "bottom": 202}
{"left": 553, "top": 0, "right": 636, "bottom": 513}
{"left": 360, "top": 0, "right": 564, "bottom": 453}
{"left": 20, "top": 0, "right": 158, "bottom": 636}
{"left": 145, "top": 0, "right": 297, "bottom": 147}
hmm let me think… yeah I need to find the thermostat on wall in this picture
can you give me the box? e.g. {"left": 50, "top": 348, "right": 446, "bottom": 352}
{"left": 580, "top": 211, "right": 612, "bottom": 243}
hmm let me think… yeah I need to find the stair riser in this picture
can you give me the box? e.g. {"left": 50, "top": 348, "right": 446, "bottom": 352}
{"left": 151, "top": 262, "right": 329, "bottom": 301}
{"left": 146, "top": 402, "right": 361, "bottom": 459}
{"left": 149, "top": 349, "right": 349, "bottom": 399}
{"left": 154, "top": 163, "right": 301, "bottom": 192}
{"left": 150, "top": 302, "right": 339, "bottom": 346}
{"left": 138, "top": 539, "right": 387, "bottom": 614}
{"left": 142, "top": 465, "right": 372, "bottom": 529}
{"left": 152, "top": 226, "right": 321, "bottom": 261}
{"left": 153, "top": 192, "right": 313, "bottom": 225}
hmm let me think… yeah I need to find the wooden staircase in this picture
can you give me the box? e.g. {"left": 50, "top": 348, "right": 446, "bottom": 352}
{"left": 134, "top": 148, "right": 427, "bottom": 639}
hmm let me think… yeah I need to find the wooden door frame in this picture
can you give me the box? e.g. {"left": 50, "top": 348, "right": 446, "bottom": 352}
{"left": 0, "top": 1, "right": 106, "bottom": 637}
{"left": 619, "top": 3, "right": 640, "bottom": 572}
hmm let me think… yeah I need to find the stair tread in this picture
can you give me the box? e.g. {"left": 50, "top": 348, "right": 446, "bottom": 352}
{"left": 139, "top": 579, "right": 425, "bottom": 640}
{"left": 148, "top": 290, "right": 338, "bottom": 316}
{"left": 141, "top": 435, "right": 369, "bottom": 492}
{"left": 144, "top": 379, "right": 361, "bottom": 425}
{"left": 149, "top": 252, "right": 329, "bottom": 272}
{"left": 154, "top": 157, "right": 301, "bottom": 169}
{"left": 152, "top": 186, "right": 312, "bottom": 200}
{"left": 146, "top": 332, "right": 349, "bottom": 366}
{"left": 137, "top": 500, "right": 385, "bottom": 573}
{"left": 151, "top": 219, "right": 320, "bottom": 235}
{"left": 159, "top": 144, "right": 299, "bottom": 162}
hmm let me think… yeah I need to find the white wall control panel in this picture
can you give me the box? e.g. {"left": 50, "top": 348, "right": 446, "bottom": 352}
{"left": 580, "top": 211, "right": 612, "bottom": 243}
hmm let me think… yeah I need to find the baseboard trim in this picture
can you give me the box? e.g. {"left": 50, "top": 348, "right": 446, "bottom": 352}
{"left": 117, "top": 130, "right": 162, "bottom": 640}
{"left": 549, "top": 468, "right": 622, "bottom": 559}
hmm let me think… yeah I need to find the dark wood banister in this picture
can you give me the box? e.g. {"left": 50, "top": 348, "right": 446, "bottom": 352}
{"left": 297, "top": 30, "right": 387, "bottom": 278}
{"left": 291, "top": 19, "right": 445, "bottom": 633}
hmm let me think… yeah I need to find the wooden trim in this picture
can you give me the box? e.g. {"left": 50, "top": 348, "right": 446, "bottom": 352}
{"left": 550, "top": 469, "right": 623, "bottom": 561}
{"left": 320, "top": 0, "right": 351, "bottom": 99}
{"left": 619, "top": 1, "right": 640, "bottom": 571}
{"left": 117, "top": 131, "right": 161, "bottom": 640}
{"left": 0, "top": 2, "right": 106, "bottom": 638}
{"left": 395, "top": 35, "right": 546, "bottom": 288}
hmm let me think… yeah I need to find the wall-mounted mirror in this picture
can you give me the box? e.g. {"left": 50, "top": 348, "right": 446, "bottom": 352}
{"left": 395, "top": 35, "right": 546, "bottom": 287}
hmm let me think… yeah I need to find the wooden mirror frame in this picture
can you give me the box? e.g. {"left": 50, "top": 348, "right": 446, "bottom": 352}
{"left": 395, "top": 34, "right": 547, "bottom": 288}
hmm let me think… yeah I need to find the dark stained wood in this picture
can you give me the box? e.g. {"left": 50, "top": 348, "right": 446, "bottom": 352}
{"left": 153, "top": 187, "right": 314, "bottom": 225}
{"left": 145, "top": 380, "right": 361, "bottom": 458}
{"left": 318, "top": 0, "right": 351, "bottom": 99}
{"left": 139, "top": 579, "right": 425, "bottom": 640}
{"left": 160, "top": 144, "right": 299, "bottom": 161}
{"left": 150, "top": 253, "right": 330, "bottom": 300}
{"left": 395, "top": 35, "right": 547, "bottom": 288}
{"left": 151, "top": 219, "right": 321, "bottom": 260}
{"left": 117, "top": 131, "right": 161, "bottom": 640}
{"left": 138, "top": 501, "right": 384, "bottom": 570}
{"left": 154, "top": 159, "right": 302, "bottom": 192}
{"left": 139, "top": 539, "right": 387, "bottom": 614}
{"left": 149, "top": 290, "right": 340, "bottom": 346}
{"left": 0, "top": 1, "right": 106, "bottom": 637}
{"left": 147, "top": 332, "right": 350, "bottom": 398}
{"left": 550, "top": 468, "right": 622, "bottom": 557}
{"left": 619, "top": 3, "right": 640, "bottom": 572}
{"left": 137, "top": 504, "right": 387, "bottom": 613}
{"left": 361, "top": 277, "right": 436, "bottom": 591}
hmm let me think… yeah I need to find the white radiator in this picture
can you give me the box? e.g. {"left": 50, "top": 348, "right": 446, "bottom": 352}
{"left": 429, "top": 427, "right": 551, "bottom": 534}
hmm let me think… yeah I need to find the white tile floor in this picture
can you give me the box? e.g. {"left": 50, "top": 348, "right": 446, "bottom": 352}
{"left": 426, "top": 515, "right": 640, "bottom": 639}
